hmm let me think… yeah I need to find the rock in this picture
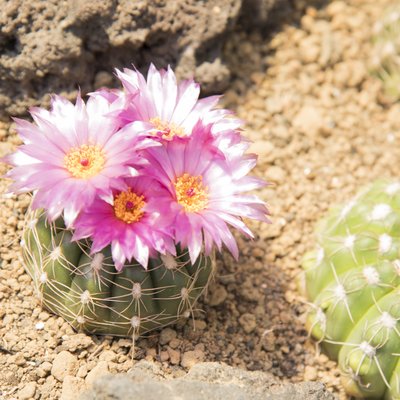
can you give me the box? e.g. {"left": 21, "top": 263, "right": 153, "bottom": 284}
{"left": 167, "top": 347, "right": 181, "bottom": 365}
{"left": 159, "top": 328, "right": 177, "bottom": 345}
{"left": 292, "top": 105, "right": 325, "bottom": 136}
{"left": 181, "top": 350, "right": 205, "bottom": 369}
{"left": 0, "top": 0, "right": 286, "bottom": 118}
{"left": 61, "top": 333, "right": 94, "bottom": 352}
{"left": 98, "top": 350, "right": 117, "bottom": 362}
{"left": 304, "top": 365, "right": 318, "bottom": 381}
{"left": 51, "top": 351, "right": 79, "bottom": 382}
{"left": 85, "top": 361, "right": 110, "bottom": 387}
{"left": 239, "top": 313, "right": 257, "bottom": 333}
{"left": 12, "top": 353, "right": 26, "bottom": 366}
{"left": 18, "top": 382, "right": 36, "bottom": 400}
{"left": 208, "top": 285, "right": 228, "bottom": 306}
{"left": 60, "top": 376, "right": 87, "bottom": 400}
{"left": 80, "top": 362, "right": 335, "bottom": 400}
{"left": 267, "top": 166, "right": 286, "bottom": 183}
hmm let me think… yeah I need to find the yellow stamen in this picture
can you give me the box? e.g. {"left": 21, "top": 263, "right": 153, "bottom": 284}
{"left": 64, "top": 144, "right": 105, "bottom": 179}
{"left": 174, "top": 173, "right": 208, "bottom": 213}
{"left": 114, "top": 189, "right": 145, "bottom": 224}
{"left": 149, "top": 117, "right": 186, "bottom": 140}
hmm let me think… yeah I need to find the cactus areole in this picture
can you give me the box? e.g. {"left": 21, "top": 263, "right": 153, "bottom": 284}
{"left": 302, "top": 180, "right": 400, "bottom": 399}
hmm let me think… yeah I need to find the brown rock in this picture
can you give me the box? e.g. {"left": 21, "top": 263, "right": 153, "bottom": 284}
{"left": 51, "top": 351, "right": 79, "bottom": 382}
{"left": 167, "top": 347, "right": 181, "bottom": 365}
{"left": 159, "top": 328, "right": 177, "bottom": 345}
{"left": 292, "top": 105, "right": 325, "bottom": 136}
{"left": 18, "top": 382, "right": 36, "bottom": 400}
{"left": 239, "top": 313, "right": 257, "bottom": 333}
{"left": 181, "top": 350, "right": 205, "bottom": 369}
{"left": 208, "top": 285, "right": 228, "bottom": 306}
{"left": 60, "top": 376, "right": 87, "bottom": 400}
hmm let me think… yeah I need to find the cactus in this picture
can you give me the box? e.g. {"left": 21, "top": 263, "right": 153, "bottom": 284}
{"left": 22, "top": 209, "right": 214, "bottom": 337}
{"left": 371, "top": 5, "right": 400, "bottom": 101}
{"left": 6, "top": 64, "right": 269, "bottom": 340}
{"left": 302, "top": 179, "right": 400, "bottom": 399}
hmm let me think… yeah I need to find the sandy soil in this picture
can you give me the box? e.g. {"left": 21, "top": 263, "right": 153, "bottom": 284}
{"left": 1, "top": 0, "right": 399, "bottom": 399}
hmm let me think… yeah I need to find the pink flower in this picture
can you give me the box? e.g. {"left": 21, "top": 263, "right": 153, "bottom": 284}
{"left": 142, "top": 121, "right": 270, "bottom": 263}
{"left": 4, "top": 94, "right": 157, "bottom": 227}
{"left": 72, "top": 176, "right": 175, "bottom": 270}
{"left": 114, "top": 64, "right": 243, "bottom": 143}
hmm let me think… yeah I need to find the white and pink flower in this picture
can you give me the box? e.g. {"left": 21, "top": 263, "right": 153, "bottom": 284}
{"left": 72, "top": 177, "right": 175, "bottom": 270}
{"left": 114, "top": 64, "right": 243, "bottom": 147}
{"left": 142, "top": 121, "right": 270, "bottom": 263}
{"left": 4, "top": 94, "right": 157, "bottom": 227}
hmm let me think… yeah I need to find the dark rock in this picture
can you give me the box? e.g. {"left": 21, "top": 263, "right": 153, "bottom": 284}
{"left": 0, "top": 0, "right": 288, "bottom": 118}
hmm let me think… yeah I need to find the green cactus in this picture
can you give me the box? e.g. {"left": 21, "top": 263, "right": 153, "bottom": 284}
{"left": 302, "top": 180, "right": 400, "bottom": 399}
{"left": 371, "top": 5, "right": 400, "bottom": 102}
{"left": 22, "top": 209, "right": 214, "bottom": 337}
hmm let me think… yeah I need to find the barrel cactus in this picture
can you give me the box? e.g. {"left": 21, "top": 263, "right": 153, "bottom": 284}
{"left": 4, "top": 64, "right": 269, "bottom": 338}
{"left": 302, "top": 180, "right": 400, "bottom": 399}
{"left": 371, "top": 4, "right": 400, "bottom": 101}
{"left": 22, "top": 209, "right": 214, "bottom": 336}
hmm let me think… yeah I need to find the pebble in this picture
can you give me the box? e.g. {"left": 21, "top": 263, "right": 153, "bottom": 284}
{"left": 99, "top": 350, "right": 117, "bottom": 362}
{"left": 169, "top": 338, "right": 181, "bottom": 349}
{"left": 12, "top": 353, "right": 26, "bottom": 366}
{"left": 189, "top": 319, "right": 207, "bottom": 330}
{"left": 0, "top": 2, "right": 396, "bottom": 400}
{"left": 60, "top": 376, "right": 87, "bottom": 400}
{"left": 292, "top": 105, "right": 325, "bottom": 135}
{"left": 167, "top": 347, "right": 181, "bottom": 365}
{"left": 18, "top": 382, "right": 36, "bottom": 400}
{"left": 160, "top": 350, "right": 169, "bottom": 362}
{"left": 239, "top": 313, "right": 257, "bottom": 334}
{"left": 85, "top": 361, "right": 110, "bottom": 387}
{"left": 77, "top": 364, "right": 88, "bottom": 378}
{"left": 267, "top": 166, "right": 286, "bottom": 183}
{"left": 51, "top": 351, "right": 79, "bottom": 382}
{"left": 304, "top": 366, "right": 318, "bottom": 381}
{"left": 181, "top": 350, "right": 205, "bottom": 369}
{"left": 41, "top": 361, "right": 53, "bottom": 372}
{"left": 208, "top": 285, "right": 228, "bottom": 306}
{"left": 62, "top": 333, "right": 94, "bottom": 352}
{"left": 159, "top": 328, "right": 177, "bottom": 345}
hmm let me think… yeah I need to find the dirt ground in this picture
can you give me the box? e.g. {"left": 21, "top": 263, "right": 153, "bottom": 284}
{"left": 1, "top": 0, "right": 399, "bottom": 399}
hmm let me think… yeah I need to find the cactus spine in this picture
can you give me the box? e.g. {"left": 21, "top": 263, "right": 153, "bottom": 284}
{"left": 22, "top": 210, "right": 214, "bottom": 337}
{"left": 302, "top": 180, "right": 400, "bottom": 399}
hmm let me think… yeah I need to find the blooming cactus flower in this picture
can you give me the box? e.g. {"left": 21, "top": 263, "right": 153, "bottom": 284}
{"left": 115, "top": 64, "right": 242, "bottom": 143}
{"left": 72, "top": 177, "right": 175, "bottom": 270}
{"left": 4, "top": 94, "right": 157, "bottom": 227}
{"left": 142, "top": 120, "right": 270, "bottom": 264}
{"left": 4, "top": 64, "right": 270, "bottom": 272}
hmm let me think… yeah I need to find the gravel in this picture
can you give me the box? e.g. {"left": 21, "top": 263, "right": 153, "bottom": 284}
{"left": 0, "top": 1, "right": 396, "bottom": 399}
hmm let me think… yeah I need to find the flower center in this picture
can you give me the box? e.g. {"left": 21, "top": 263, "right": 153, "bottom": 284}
{"left": 114, "top": 189, "right": 145, "bottom": 224}
{"left": 64, "top": 144, "right": 105, "bottom": 179}
{"left": 174, "top": 173, "right": 208, "bottom": 213}
{"left": 149, "top": 117, "right": 186, "bottom": 141}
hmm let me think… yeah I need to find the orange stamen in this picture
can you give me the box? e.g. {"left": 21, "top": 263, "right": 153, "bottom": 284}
{"left": 174, "top": 173, "right": 208, "bottom": 213}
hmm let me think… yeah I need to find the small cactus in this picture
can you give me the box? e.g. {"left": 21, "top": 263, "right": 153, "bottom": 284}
{"left": 23, "top": 209, "right": 214, "bottom": 337}
{"left": 371, "top": 5, "right": 400, "bottom": 101}
{"left": 5, "top": 64, "right": 269, "bottom": 339}
{"left": 302, "top": 180, "right": 400, "bottom": 399}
